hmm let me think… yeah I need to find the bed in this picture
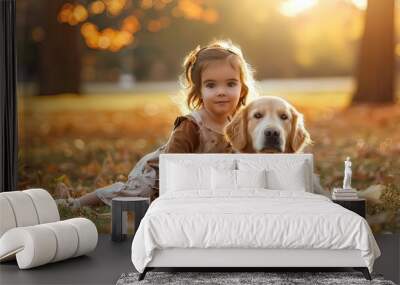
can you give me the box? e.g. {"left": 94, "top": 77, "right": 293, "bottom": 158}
{"left": 131, "top": 154, "right": 381, "bottom": 281}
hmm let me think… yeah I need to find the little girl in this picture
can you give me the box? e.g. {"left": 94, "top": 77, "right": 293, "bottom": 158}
{"left": 58, "top": 40, "right": 257, "bottom": 208}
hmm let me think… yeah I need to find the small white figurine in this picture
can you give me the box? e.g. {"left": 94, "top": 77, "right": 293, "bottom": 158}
{"left": 343, "top": 157, "right": 352, "bottom": 190}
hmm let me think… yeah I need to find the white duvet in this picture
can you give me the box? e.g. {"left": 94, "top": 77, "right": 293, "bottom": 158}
{"left": 131, "top": 190, "right": 380, "bottom": 273}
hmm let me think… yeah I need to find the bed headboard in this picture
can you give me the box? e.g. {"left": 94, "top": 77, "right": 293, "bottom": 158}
{"left": 159, "top": 154, "right": 314, "bottom": 196}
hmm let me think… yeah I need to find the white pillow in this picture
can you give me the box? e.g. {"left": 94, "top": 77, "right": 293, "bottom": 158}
{"left": 212, "top": 168, "right": 236, "bottom": 190}
{"left": 238, "top": 159, "right": 311, "bottom": 192}
{"left": 167, "top": 162, "right": 211, "bottom": 192}
{"left": 211, "top": 169, "right": 268, "bottom": 190}
{"left": 236, "top": 169, "right": 268, "bottom": 189}
{"left": 266, "top": 162, "right": 308, "bottom": 191}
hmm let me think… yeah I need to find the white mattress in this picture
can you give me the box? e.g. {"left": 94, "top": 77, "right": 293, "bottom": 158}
{"left": 131, "top": 190, "right": 380, "bottom": 273}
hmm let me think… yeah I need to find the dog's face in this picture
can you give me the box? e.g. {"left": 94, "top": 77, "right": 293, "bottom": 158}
{"left": 224, "top": 96, "right": 311, "bottom": 153}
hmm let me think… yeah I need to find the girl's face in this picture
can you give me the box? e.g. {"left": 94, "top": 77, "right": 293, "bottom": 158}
{"left": 200, "top": 59, "right": 242, "bottom": 118}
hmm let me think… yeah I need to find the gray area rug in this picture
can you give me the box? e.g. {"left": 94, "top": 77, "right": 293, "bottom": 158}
{"left": 116, "top": 271, "right": 396, "bottom": 285}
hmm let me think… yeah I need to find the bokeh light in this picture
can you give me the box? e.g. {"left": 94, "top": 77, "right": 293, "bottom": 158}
{"left": 58, "top": 3, "right": 88, "bottom": 25}
{"left": 59, "top": 0, "right": 218, "bottom": 51}
{"left": 90, "top": 1, "right": 106, "bottom": 15}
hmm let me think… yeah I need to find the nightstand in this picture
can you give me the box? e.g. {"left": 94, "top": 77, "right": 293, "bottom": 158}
{"left": 111, "top": 197, "right": 150, "bottom": 242}
{"left": 332, "top": 198, "right": 366, "bottom": 218}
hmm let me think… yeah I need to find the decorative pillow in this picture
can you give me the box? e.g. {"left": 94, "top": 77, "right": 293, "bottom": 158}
{"left": 236, "top": 169, "right": 268, "bottom": 189}
{"left": 238, "top": 159, "right": 311, "bottom": 192}
{"left": 211, "top": 169, "right": 268, "bottom": 190}
{"left": 266, "top": 162, "right": 308, "bottom": 191}
{"left": 167, "top": 162, "right": 211, "bottom": 192}
{"left": 211, "top": 168, "right": 237, "bottom": 190}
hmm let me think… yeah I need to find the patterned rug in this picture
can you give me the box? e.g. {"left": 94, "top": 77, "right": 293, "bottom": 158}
{"left": 116, "top": 271, "right": 396, "bottom": 285}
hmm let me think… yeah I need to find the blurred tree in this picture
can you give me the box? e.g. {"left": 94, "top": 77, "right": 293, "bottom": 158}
{"left": 38, "top": 0, "right": 82, "bottom": 95}
{"left": 21, "top": 0, "right": 394, "bottom": 94}
{"left": 291, "top": 1, "right": 363, "bottom": 78}
{"left": 352, "top": 0, "right": 396, "bottom": 104}
{"left": 36, "top": 0, "right": 220, "bottom": 94}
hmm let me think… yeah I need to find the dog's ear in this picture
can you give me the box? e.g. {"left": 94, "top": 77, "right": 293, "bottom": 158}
{"left": 224, "top": 107, "right": 248, "bottom": 151}
{"left": 288, "top": 107, "right": 312, "bottom": 153}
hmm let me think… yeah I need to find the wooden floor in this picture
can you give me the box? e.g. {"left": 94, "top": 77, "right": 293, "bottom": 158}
{"left": 0, "top": 234, "right": 398, "bottom": 285}
{"left": 0, "top": 235, "right": 134, "bottom": 285}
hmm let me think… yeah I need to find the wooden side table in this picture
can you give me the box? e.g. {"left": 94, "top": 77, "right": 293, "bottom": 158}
{"left": 111, "top": 197, "right": 150, "bottom": 242}
{"left": 332, "top": 198, "right": 366, "bottom": 218}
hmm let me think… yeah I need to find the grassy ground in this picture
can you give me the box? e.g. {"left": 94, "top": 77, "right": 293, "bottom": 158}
{"left": 17, "top": 92, "right": 400, "bottom": 233}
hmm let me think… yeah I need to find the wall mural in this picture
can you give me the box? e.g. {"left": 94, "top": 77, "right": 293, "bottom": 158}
{"left": 16, "top": 0, "right": 399, "bottom": 234}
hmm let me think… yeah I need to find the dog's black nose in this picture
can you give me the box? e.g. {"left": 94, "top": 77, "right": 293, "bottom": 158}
{"left": 262, "top": 128, "right": 282, "bottom": 152}
{"left": 264, "top": 128, "right": 280, "bottom": 138}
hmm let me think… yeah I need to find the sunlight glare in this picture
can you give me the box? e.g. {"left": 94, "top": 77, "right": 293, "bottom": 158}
{"left": 279, "top": 0, "right": 318, "bottom": 17}
{"left": 350, "top": 0, "right": 367, "bottom": 10}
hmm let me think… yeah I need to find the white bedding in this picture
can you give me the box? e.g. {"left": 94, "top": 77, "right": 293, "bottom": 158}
{"left": 131, "top": 190, "right": 380, "bottom": 273}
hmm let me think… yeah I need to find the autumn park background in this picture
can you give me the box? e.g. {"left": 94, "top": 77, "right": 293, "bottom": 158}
{"left": 16, "top": 0, "right": 399, "bottom": 233}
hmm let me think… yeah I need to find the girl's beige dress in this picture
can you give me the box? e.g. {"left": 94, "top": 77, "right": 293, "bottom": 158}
{"left": 95, "top": 111, "right": 233, "bottom": 205}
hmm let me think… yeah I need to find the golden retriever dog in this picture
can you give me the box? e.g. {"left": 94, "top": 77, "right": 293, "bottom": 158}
{"left": 225, "top": 96, "right": 312, "bottom": 153}
{"left": 224, "top": 96, "right": 333, "bottom": 199}
{"left": 225, "top": 96, "right": 390, "bottom": 218}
